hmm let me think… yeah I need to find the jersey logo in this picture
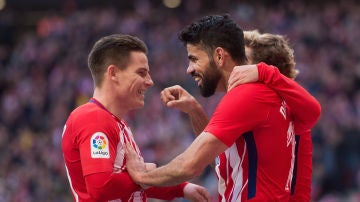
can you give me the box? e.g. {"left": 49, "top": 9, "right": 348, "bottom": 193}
{"left": 91, "top": 132, "right": 110, "bottom": 158}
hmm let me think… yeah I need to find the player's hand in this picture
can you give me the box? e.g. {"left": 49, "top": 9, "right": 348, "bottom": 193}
{"left": 125, "top": 143, "right": 148, "bottom": 188}
{"left": 160, "top": 85, "right": 201, "bottom": 114}
{"left": 228, "top": 65, "right": 259, "bottom": 91}
{"left": 183, "top": 183, "right": 211, "bottom": 202}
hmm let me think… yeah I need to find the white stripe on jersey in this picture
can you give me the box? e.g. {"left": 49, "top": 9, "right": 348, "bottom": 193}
{"left": 216, "top": 161, "right": 226, "bottom": 201}
{"left": 113, "top": 125, "right": 126, "bottom": 173}
{"left": 229, "top": 144, "right": 246, "bottom": 202}
{"left": 229, "top": 143, "right": 245, "bottom": 202}
{"left": 64, "top": 164, "right": 79, "bottom": 202}
{"left": 217, "top": 143, "right": 247, "bottom": 202}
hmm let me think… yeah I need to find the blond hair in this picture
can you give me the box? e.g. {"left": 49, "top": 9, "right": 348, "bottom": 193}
{"left": 244, "top": 30, "right": 298, "bottom": 79}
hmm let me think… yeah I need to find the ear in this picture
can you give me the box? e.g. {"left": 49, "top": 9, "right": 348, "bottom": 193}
{"left": 214, "top": 47, "right": 224, "bottom": 66}
{"left": 107, "top": 64, "right": 119, "bottom": 81}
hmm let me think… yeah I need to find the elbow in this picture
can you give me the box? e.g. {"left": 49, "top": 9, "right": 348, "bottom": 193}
{"left": 315, "top": 101, "right": 322, "bottom": 118}
{"left": 87, "top": 186, "right": 106, "bottom": 201}
{"left": 307, "top": 99, "right": 322, "bottom": 126}
{"left": 85, "top": 173, "right": 112, "bottom": 201}
{"left": 311, "top": 101, "right": 322, "bottom": 124}
{"left": 295, "top": 101, "right": 322, "bottom": 133}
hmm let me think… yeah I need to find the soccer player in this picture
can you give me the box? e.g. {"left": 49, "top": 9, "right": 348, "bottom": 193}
{"left": 125, "top": 15, "right": 320, "bottom": 201}
{"left": 159, "top": 30, "right": 317, "bottom": 201}
{"left": 61, "top": 34, "right": 210, "bottom": 201}
{"left": 228, "top": 30, "right": 314, "bottom": 201}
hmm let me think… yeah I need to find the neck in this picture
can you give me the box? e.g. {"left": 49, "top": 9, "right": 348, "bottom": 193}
{"left": 220, "top": 60, "right": 239, "bottom": 92}
{"left": 93, "top": 87, "right": 125, "bottom": 119}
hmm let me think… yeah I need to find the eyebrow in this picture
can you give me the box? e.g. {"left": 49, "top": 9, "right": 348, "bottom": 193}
{"left": 188, "top": 55, "right": 196, "bottom": 60}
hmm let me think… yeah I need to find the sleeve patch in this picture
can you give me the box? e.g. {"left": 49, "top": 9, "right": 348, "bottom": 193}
{"left": 90, "top": 132, "right": 110, "bottom": 158}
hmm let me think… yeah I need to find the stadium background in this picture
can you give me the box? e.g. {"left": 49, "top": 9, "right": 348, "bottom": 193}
{"left": 0, "top": 0, "right": 359, "bottom": 201}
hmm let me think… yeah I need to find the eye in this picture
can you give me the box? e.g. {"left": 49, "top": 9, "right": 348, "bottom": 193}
{"left": 189, "top": 56, "right": 198, "bottom": 63}
{"left": 137, "top": 70, "right": 148, "bottom": 77}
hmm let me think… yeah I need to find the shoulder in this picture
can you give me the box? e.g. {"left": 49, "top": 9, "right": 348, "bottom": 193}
{"left": 228, "top": 83, "right": 271, "bottom": 94}
{"left": 67, "top": 102, "right": 116, "bottom": 129}
{"left": 225, "top": 83, "right": 280, "bottom": 103}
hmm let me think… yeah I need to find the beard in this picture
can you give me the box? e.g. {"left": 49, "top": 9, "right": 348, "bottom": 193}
{"left": 198, "top": 59, "right": 222, "bottom": 97}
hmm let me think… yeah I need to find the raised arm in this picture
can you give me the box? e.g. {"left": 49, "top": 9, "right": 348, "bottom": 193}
{"left": 160, "top": 85, "right": 209, "bottom": 136}
{"left": 257, "top": 62, "right": 321, "bottom": 133}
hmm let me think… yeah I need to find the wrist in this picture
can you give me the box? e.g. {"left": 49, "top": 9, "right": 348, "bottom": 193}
{"left": 187, "top": 100, "right": 205, "bottom": 116}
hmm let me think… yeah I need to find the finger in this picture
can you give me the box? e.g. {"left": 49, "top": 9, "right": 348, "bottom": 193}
{"left": 197, "top": 187, "right": 211, "bottom": 201}
{"left": 228, "top": 80, "right": 237, "bottom": 91}
{"left": 166, "top": 99, "right": 180, "bottom": 108}
{"left": 161, "top": 89, "right": 176, "bottom": 104}
{"left": 227, "top": 73, "right": 237, "bottom": 91}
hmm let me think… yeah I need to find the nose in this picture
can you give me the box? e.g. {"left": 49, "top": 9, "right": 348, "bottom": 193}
{"left": 145, "top": 74, "right": 154, "bottom": 87}
{"left": 186, "top": 64, "right": 194, "bottom": 75}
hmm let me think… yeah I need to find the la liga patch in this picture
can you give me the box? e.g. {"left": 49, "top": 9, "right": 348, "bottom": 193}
{"left": 90, "top": 132, "right": 110, "bottom": 158}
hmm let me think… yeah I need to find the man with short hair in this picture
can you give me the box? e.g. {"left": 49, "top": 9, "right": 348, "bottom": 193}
{"left": 125, "top": 15, "right": 320, "bottom": 201}
{"left": 61, "top": 34, "right": 210, "bottom": 201}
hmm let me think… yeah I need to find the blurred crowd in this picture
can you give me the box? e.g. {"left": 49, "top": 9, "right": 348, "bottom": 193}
{"left": 0, "top": 0, "right": 359, "bottom": 201}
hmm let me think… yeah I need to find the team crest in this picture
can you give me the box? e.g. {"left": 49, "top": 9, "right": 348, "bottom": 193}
{"left": 91, "top": 132, "right": 110, "bottom": 158}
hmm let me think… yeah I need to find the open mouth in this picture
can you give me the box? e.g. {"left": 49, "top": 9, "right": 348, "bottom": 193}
{"left": 138, "top": 89, "right": 145, "bottom": 96}
{"left": 193, "top": 76, "right": 202, "bottom": 86}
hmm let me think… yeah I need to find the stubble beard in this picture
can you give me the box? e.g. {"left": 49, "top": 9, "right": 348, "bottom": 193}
{"left": 199, "top": 60, "right": 221, "bottom": 97}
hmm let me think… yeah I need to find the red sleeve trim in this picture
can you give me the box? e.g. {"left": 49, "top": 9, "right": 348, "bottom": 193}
{"left": 145, "top": 182, "right": 189, "bottom": 200}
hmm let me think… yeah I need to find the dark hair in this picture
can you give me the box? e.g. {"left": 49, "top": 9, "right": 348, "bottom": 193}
{"left": 88, "top": 34, "right": 148, "bottom": 86}
{"left": 179, "top": 14, "right": 247, "bottom": 64}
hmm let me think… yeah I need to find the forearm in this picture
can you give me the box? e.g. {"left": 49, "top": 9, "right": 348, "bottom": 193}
{"left": 134, "top": 155, "right": 198, "bottom": 187}
{"left": 257, "top": 62, "right": 321, "bottom": 132}
{"left": 188, "top": 103, "right": 209, "bottom": 136}
{"left": 129, "top": 133, "right": 225, "bottom": 188}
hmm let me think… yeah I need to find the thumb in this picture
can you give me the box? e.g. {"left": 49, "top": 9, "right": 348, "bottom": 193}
{"left": 166, "top": 99, "right": 181, "bottom": 108}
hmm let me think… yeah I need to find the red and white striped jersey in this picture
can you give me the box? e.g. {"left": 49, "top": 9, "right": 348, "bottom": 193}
{"left": 62, "top": 98, "right": 185, "bottom": 202}
{"left": 205, "top": 83, "right": 295, "bottom": 201}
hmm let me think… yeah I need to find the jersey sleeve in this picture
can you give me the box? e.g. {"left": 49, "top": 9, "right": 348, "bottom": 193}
{"left": 144, "top": 182, "right": 188, "bottom": 200}
{"left": 85, "top": 171, "right": 141, "bottom": 201}
{"left": 290, "top": 131, "right": 312, "bottom": 201}
{"left": 205, "top": 83, "right": 277, "bottom": 146}
{"left": 78, "top": 124, "right": 118, "bottom": 176}
{"left": 257, "top": 62, "right": 321, "bottom": 134}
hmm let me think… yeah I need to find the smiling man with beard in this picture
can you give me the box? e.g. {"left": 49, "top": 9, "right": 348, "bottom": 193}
{"left": 125, "top": 15, "right": 321, "bottom": 201}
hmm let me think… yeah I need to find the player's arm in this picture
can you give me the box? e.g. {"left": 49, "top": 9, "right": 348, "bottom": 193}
{"left": 86, "top": 156, "right": 209, "bottom": 201}
{"left": 161, "top": 85, "right": 209, "bottom": 136}
{"left": 256, "top": 62, "right": 321, "bottom": 133}
{"left": 145, "top": 182, "right": 210, "bottom": 201}
{"left": 228, "top": 63, "right": 321, "bottom": 133}
{"left": 126, "top": 131, "right": 227, "bottom": 187}
{"left": 78, "top": 133, "right": 142, "bottom": 200}
{"left": 145, "top": 183, "right": 187, "bottom": 200}
{"left": 126, "top": 85, "right": 267, "bottom": 187}
{"left": 290, "top": 130, "right": 312, "bottom": 202}
{"left": 85, "top": 171, "right": 141, "bottom": 200}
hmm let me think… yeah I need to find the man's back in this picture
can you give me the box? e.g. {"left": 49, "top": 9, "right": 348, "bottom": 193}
{"left": 205, "top": 83, "right": 294, "bottom": 201}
